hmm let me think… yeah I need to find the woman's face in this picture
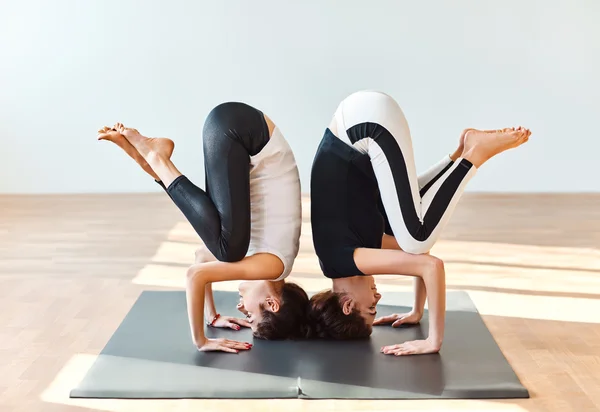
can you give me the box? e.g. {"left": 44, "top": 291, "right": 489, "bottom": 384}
{"left": 348, "top": 276, "right": 382, "bottom": 325}
{"left": 237, "top": 280, "right": 273, "bottom": 331}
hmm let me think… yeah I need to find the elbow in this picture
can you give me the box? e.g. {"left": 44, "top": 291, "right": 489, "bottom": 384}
{"left": 428, "top": 256, "right": 445, "bottom": 272}
{"left": 186, "top": 264, "right": 207, "bottom": 284}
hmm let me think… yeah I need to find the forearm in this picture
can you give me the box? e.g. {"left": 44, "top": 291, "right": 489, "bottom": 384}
{"left": 381, "top": 234, "right": 427, "bottom": 314}
{"left": 186, "top": 267, "right": 208, "bottom": 348}
{"left": 195, "top": 247, "right": 218, "bottom": 324}
{"left": 420, "top": 268, "right": 446, "bottom": 348}
{"left": 204, "top": 283, "right": 217, "bottom": 321}
{"left": 412, "top": 277, "right": 427, "bottom": 314}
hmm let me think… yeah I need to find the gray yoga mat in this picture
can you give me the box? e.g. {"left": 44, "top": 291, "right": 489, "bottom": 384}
{"left": 70, "top": 290, "right": 528, "bottom": 399}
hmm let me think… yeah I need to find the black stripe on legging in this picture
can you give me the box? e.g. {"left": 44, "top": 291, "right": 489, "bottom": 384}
{"left": 346, "top": 122, "right": 473, "bottom": 242}
{"left": 419, "top": 161, "right": 454, "bottom": 197}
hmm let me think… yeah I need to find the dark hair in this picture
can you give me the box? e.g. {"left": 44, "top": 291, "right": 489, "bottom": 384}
{"left": 253, "top": 282, "right": 310, "bottom": 340}
{"left": 304, "top": 290, "right": 372, "bottom": 339}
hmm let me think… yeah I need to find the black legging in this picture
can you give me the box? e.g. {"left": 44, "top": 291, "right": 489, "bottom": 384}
{"left": 157, "top": 102, "right": 270, "bottom": 262}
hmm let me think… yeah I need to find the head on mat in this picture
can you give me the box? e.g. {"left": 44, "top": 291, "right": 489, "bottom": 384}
{"left": 305, "top": 275, "right": 381, "bottom": 339}
{"left": 237, "top": 279, "right": 309, "bottom": 340}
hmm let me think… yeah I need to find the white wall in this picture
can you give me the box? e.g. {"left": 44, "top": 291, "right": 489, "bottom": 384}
{"left": 1, "top": 0, "right": 598, "bottom": 194}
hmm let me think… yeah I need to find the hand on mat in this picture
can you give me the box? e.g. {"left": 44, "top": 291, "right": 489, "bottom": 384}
{"left": 381, "top": 339, "right": 440, "bottom": 356}
{"left": 373, "top": 310, "right": 423, "bottom": 328}
{"left": 197, "top": 338, "right": 252, "bottom": 353}
{"left": 212, "top": 315, "right": 251, "bottom": 330}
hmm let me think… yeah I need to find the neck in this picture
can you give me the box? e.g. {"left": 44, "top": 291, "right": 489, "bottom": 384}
{"left": 268, "top": 279, "right": 285, "bottom": 293}
{"left": 332, "top": 276, "right": 363, "bottom": 293}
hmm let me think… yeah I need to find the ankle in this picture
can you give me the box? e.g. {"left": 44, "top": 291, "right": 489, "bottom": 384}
{"left": 146, "top": 151, "right": 167, "bottom": 168}
{"left": 460, "top": 147, "right": 486, "bottom": 168}
{"left": 450, "top": 146, "right": 463, "bottom": 162}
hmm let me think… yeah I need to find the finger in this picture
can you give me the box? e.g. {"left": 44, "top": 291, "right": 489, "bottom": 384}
{"left": 381, "top": 344, "right": 402, "bottom": 350}
{"left": 373, "top": 314, "right": 397, "bottom": 325}
{"left": 230, "top": 318, "right": 252, "bottom": 328}
{"left": 383, "top": 346, "right": 404, "bottom": 355}
{"left": 391, "top": 318, "right": 407, "bottom": 328}
{"left": 385, "top": 347, "right": 405, "bottom": 356}
{"left": 224, "top": 339, "right": 253, "bottom": 349}
{"left": 394, "top": 344, "right": 415, "bottom": 356}
{"left": 225, "top": 322, "right": 241, "bottom": 331}
{"left": 227, "top": 342, "right": 252, "bottom": 351}
{"left": 381, "top": 344, "right": 402, "bottom": 353}
{"left": 97, "top": 132, "right": 111, "bottom": 141}
{"left": 219, "top": 346, "right": 239, "bottom": 354}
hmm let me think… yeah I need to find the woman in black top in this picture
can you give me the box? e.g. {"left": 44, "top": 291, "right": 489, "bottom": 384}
{"left": 309, "top": 90, "right": 530, "bottom": 355}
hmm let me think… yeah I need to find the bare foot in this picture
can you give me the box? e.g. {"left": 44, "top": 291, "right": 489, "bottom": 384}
{"left": 381, "top": 339, "right": 440, "bottom": 356}
{"left": 114, "top": 123, "right": 175, "bottom": 163}
{"left": 97, "top": 126, "right": 160, "bottom": 181}
{"left": 461, "top": 127, "right": 530, "bottom": 168}
{"left": 459, "top": 127, "right": 522, "bottom": 150}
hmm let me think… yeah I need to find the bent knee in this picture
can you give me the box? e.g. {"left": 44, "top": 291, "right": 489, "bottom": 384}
{"left": 204, "top": 102, "right": 258, "bottom": 135}
{"left": 207, "top": 101, "right": 251, "bottom": 119}
{"left": 423, "top": 255, "right": 445, "bottom": 275}
{"left": 344, "top": 90, "right": 398, "bottom": 108}
{"left": 186, "top": 264, "right": 203, "bottom": 280}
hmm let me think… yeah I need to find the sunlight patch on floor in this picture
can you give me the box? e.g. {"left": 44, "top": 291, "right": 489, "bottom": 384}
{"left": 468, "top": 291, "right": 600, "bottom": 323}
{"left": 432, "top": 240, "right": 600, "bottom": 272}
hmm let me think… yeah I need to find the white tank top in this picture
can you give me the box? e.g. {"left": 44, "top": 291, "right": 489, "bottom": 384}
{"left": 246, "top": 127, "right": 301, "bottom": 280}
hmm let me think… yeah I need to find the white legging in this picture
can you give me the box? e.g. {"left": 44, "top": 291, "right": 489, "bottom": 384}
{"left": 334, "top": 90, "right": 477, "bottom": 254}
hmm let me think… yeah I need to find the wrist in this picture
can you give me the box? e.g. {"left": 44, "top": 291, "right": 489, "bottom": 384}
{"left": 206, "top": 313, "right": 221, "bottom": 327}
{"left": 205, "top": 306, "right": 217, "bottom": 320}
{"left": 427, "top": 335, "right": 443, "bottom": 350}
{"left": 193, "top": 335, "right": 207, "bottom": 349}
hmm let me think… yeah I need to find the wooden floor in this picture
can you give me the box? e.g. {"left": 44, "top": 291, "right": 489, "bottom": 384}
{"left": 1, "top": 193, "right": 600, "bottom": 412}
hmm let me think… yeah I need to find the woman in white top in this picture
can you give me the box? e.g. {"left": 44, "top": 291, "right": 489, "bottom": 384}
{"left": 97, "top": 102, "right": 306, "bottom": 353}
